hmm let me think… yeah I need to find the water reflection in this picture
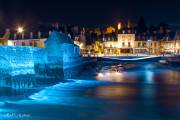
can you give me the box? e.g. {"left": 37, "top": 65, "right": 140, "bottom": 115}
{"left": 95, "top": 85, "right": 138, "bottom": 100}
{"left": 95, "top": 62, "right": 180, "bottom": 85}
{"left": 144, "top": 64, "right": 154, "bottom": 84}
{"left": 156, "top": 70, "right": 180, "bottom": 85}
{"left": 145, "top": 71, "right": 154, "bottom": 84}
{"left": 96, "top": 64, "right": 139, "bottom": 83}
{"left": 1, "top": 62, "right": 180, "bottom": 120}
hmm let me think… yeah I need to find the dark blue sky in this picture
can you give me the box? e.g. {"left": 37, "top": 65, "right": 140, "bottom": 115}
{"left": 0, "top": 0, "right": 180, "bottom": 26}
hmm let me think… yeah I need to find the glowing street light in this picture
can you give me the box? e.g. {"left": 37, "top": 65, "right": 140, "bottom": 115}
{"left": 17, "top": 27, "right": 24, "bottom": 33}
{"left": 17, "top": 27, "right": 24, "bottom": 39}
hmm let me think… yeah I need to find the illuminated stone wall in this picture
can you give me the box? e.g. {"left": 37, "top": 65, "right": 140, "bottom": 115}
{"left": 45, "top": 31, "right": 81, "bottom": 69}
{"left": 0, "top": 31, "right": 83, "bottom": 89}
{"left": 0, "top": 46, "right": 47, "bottom": 76}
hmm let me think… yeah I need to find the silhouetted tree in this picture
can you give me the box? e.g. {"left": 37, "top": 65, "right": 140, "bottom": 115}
{"left": 149, "top": 25, "right": 158, "bottom": 34}
{"left": 137, "top": 17, "right": 147, "bottom": 34}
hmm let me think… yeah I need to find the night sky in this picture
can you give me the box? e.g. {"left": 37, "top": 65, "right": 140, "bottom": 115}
{"left": 0, "top": 0, "right": 180, "bottom": 27}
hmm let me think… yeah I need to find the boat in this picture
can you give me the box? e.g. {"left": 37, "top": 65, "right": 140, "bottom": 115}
{"left": 159, "top": 60, "right": 168, "bottom": 65}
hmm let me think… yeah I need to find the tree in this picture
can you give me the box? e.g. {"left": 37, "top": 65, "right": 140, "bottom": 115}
{"left": 137, "top": 17, "right": 147, "bottom": 34}
{"left": 149, "top": 25, "right": 158, "bottom": 34}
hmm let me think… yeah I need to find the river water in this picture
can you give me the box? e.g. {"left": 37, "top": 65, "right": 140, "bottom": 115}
{"left": 0, "top": 62, "right": 180, "bottom": 120}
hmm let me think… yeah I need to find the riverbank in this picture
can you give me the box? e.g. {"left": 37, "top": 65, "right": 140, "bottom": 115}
{"left": 96, "top": 55, "right": 180, "bottom": 63}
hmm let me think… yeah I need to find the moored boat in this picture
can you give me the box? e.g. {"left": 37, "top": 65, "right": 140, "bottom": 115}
{"left": 159, "top": 60, "right": 168, "bottom": 65}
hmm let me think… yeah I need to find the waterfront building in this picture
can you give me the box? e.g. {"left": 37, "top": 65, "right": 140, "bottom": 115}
{"left": 74, "top": 31, "right": 87, "bottom": 55}
{"left": 94, "top": 41, "right": 105, "bottom": 56}
{"left": 102, "top": 33, "right": 135, "bottom": 55}
{"left": 159, "top": 32, "right": 176, "bottom": 54}
{"left": 117, "top": 33, "right": 135, "bottom": 53}
{"left": 174, "top": 31, "right": 180, "bottom": 54}
{"left": 103, "top": 33, "right": 118, "bottom": 55}
{"left": 174, "top": 40, "right": 180, "bottom": 54}
{"left": 86, "top": 44, "right": 95, "bottom": 56}
{"left": 160, "top": 40, "right": 174, "bottom": 54}
{"left": 149, "top": 39, "right": 161, "bottom": 55}
{"left": 8, "top": 38, "right": 46, "bottom": 48}
{"left": 134, "top": 36, "right": 148, "bottom": 54}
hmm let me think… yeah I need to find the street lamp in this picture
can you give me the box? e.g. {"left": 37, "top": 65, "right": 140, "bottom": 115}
{"left": 17, "top": 27, "right": 24, "bottom": 40}
{"left": 17, "top": 27, "right": 24, "bottom": 33}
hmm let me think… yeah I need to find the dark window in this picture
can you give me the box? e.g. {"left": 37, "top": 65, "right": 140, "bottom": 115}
{"left": 30, "top": 42, "right": 33, "bottom": 46}
{"left": 34, "top": 42, "right": 38, "bottom": 47}
{"left": 128, "top": 42, "right": 131, "bottom": 47}
{"left": 138, "top": 42, "right": 141, "bottom": 47}
{"left": 22, "top": 42, "right": 25, "bottom": 46}
{"left": 154, "top": 43, "right": 157, "bottom": 47}
{"left": 122, "top": 42, "right": 125, "bottom": 47}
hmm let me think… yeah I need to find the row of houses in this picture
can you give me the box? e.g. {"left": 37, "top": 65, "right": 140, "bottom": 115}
{"left": 0, "top": 28, "right": 179, "bottom": 56}
{"left": 84, "top": 31, "right": 180, "bottom": 56}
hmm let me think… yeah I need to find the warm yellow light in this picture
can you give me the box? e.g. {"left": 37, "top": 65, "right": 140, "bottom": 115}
{"left": 106, "top": 26, "right": 115, "bottom": 34}
{"left": 8, "top": 40, "right": 14, "bottom": 46}
{"left": 17, "top": 27, "right": 24, "bottom": 33}
{"left": 117, "top": 22, "right": 122, "bottom": 30}
{"left": 79, "top": 43, "right": 84, "bottom": 49}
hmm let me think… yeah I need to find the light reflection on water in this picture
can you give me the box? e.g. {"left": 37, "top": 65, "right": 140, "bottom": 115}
{"left": 95, "top": 85, "right": 138, "bottom": 100}
{"left": 95, "top": 63, "right": 180, "bottom": 85}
